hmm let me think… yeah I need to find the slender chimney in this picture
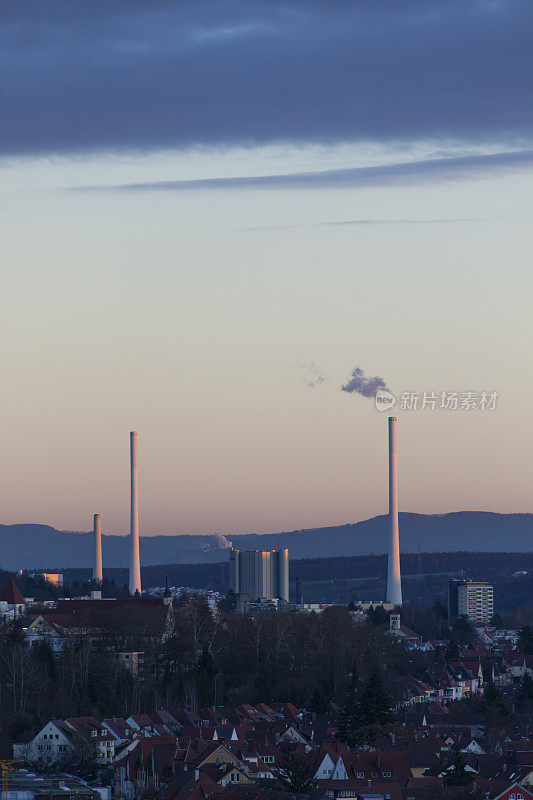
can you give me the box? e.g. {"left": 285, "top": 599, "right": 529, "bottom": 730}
{"left": 91, "top": 514, "right": 103, "bottom": 599}
{"left": 386, "top": 416, "right": 402, "bottom": 605}
{"left": 93, "top": 514, "right": 103, "bottom": 584}
{"left": 129, "top": 431, "right": 142, "bottom": 595}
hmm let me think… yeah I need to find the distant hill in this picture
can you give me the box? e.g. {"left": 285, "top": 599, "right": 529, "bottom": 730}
{"left": 0, "top": 511, "right": 532, "bottom": 571}
{"left": 59, "top": 551, "right": 533, "bottom": 610}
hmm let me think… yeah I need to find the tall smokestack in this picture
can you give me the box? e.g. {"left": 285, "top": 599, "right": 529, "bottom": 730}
{"left": 386, "top": 417, "right": 402, "bottom": 605}
{"left": 129, "top": 431, "right": 142, "bottom": 595}
{"left": 91, "top": 513, "right": 103, "bottom": 599}
{"left": 93, "top": 514, "right": 103, "bottom": 584}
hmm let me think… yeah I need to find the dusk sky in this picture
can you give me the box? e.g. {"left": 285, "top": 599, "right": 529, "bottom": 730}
{"left": 2, "top": 0, "right": 532, "bottom": 536}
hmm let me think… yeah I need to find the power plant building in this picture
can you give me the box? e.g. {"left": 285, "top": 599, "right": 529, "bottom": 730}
{"left": 230, "top": 548, "right": 289, "bottom": 602}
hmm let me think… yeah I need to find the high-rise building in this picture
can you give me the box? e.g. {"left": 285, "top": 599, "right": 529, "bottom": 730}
{"left": 448, "top": 579, "right": 494, "bottom": 625}
{"left": 229, "top": 548, "right": 289, "bottom": 602}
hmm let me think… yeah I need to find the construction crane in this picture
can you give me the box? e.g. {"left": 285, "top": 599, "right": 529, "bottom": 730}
{"left": 0, "top": 760, "right": 21, "bottom": 800}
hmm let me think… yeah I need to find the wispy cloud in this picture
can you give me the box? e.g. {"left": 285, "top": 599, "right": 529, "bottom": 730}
{"left": 296, "top": 357, "right": 326, "bottom": 389}
{"left": 1, "top": 1, "right": 533, "bottom": 156}
{"left": 72, "top": 150, "right": 533, "bottom": 193}
{"left": 243, "top": 217, "right": 481, "bottom": 232}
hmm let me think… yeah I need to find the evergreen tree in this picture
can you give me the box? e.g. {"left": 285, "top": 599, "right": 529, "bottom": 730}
{"left": 367, "top": 605, "right": 389, "bottom": 626}
{"left": 350, "top": 659, "right": 360, "bottom": 689}
{"left": 337, "top": 688, "right": 358, "bottom": 745}
{"left": 338, "top": 671, "right": 393, "bottom": 745}
{"left": 274, "top": 754, "right": 316, "bottom": 792}
{"left": 102, "top": 578, "right": 118, "bottom": 598}
{"left": 446, "top": 639, "right": 460, "bottom": 659}
{"left": 516, "top": 673, "right": 533, "bottom": 712}
{"left": 311, "top": 685, "right": 329, "bottom": 714}
{"left": 483, "top": 677, "right": 507, "bottom": 729}
{"left": 489, "top": 612, "right": 504, "bottom": 629}
{"left": 88, "top": 643, "right": 116, "bottom": 713}
{"left": 452, "top": 615, "right": 474, "bottom": 643}
{"left": 195, "top": 646, "right": 215, "bottom": 707}
{"left": 518, "top": 625, "right": 533, "bottom": 655}
{"left": 483, "top": 677, "right": 502, "bottom": 706}
{"left": 444, "top": 748, "right": 471, "bottom": 786}
{"left": 357, "top": 671, "right": 392, "bottom": 727}
{"left": 32, "top": 640, "right": 57, "bottom": 682}
{"left": 433, "top": 598, "right": 448, "bottom": 621}
{"left": 220, "top": 588, "right": 237, "bottom": 612}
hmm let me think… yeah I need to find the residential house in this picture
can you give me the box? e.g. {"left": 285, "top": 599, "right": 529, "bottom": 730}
{"left": 102, "top": 718, "right": 136, "bottom": 745}
{"left": 0, "top": 578, "right": 26, "bottom": 621}
{"left": 64, "top": 717, "right": 115, "bottom": 764}
{"left": 25, "top": 720, "right": 76, "bottom": 768}
{"left": 450, "top": 781, "right": 533, "bottom": 800}
{"left": 114, "top": 736, "right": 177, "bottom": 799}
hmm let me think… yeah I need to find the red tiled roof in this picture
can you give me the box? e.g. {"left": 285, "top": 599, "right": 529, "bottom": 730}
{"left": 1, "top": 578, "right": 25, "bottom": 605}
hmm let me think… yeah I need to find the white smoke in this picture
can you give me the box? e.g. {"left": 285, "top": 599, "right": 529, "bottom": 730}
{"left": 214, "top": 533, "right": 233, "bottom": 550}
{"left": 202, "top": 533, "right": 234, "bottom": 552}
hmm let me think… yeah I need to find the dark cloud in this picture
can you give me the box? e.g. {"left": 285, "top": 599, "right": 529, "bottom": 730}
{"left": 342, "top": 367, "right": 389, "bottom": 398}
{"left": 1, "top": 1, "right": 533, "bottom": 156}
{"left": 72, "top": 150, "right": 533, "bottom": 192}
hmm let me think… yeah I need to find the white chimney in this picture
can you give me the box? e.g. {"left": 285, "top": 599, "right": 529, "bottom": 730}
{"left": 92, "top": 513, "right": 103, "bottom": 598}
{"left": 386, "top": 416, "right": 402, "bottom": 605}
{"left": 129, "top": 431, "right": 142, "bottom": 595}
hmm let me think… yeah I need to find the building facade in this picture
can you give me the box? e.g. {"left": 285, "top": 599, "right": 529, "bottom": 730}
{"left": 229, "top": 548, "right": 289, "bottom": 602}
{"left": 449, "top": 579, "right": 494, "bottom": 625}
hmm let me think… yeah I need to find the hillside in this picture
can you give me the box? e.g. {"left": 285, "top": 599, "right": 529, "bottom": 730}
{"left": 59, "top": 550, "right": 533, "bottom": 610}
{"left": 0, "top": 511, "right": 532, "bottom": 571}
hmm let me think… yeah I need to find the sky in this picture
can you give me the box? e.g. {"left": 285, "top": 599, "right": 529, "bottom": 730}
{"left": 1, "top": 0, "right": 533, "bottom": 536}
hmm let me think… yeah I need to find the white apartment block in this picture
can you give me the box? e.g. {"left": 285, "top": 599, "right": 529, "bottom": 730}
{"left": 457, "top": 581, "right": 494, "bottom": 625}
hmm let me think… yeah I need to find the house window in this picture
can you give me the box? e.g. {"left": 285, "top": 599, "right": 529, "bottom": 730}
{"left": 382, "top": 771, "right": 391, "bottom": 778}
{"left": 91, "top": 730, "right": 97, "bottom": 737}
{"left": 356, "top": 772, "right": 364, "bottom": 779}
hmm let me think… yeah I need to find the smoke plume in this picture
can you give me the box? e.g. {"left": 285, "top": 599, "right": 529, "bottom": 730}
{"left": 341, "top": 366, "right": 388, "bottom": 398}
{"left": 214, "top": 533, "right": 233, "bottom": 550}
{"left": 296, "top": 356, "right": 325, "bottom": 388}
{"left": 201, "top": 533, "right": 234, "bottom": 552}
